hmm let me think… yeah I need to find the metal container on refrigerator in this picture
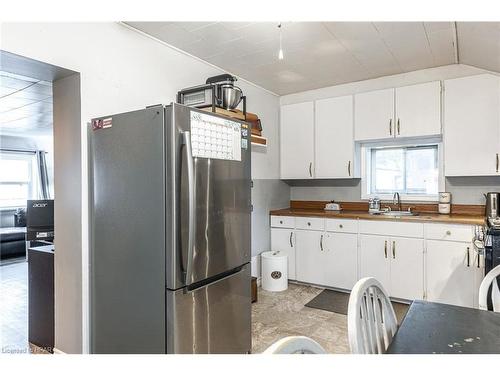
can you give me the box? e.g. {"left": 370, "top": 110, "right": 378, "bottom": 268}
{"left": 89, "top": 103, "right": 251, "bottom": 354}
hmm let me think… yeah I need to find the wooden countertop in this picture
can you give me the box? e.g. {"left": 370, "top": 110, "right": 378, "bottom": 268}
{"left": 269, "top": 208, "right": 486, "bottom": 225}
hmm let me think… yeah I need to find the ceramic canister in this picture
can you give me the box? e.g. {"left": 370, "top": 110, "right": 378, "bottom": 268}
{"left": 438, "top": 192, "right": 451, "bottom": 203}
{"left": 438, "top": 203, "right": 451, "bottom": 214}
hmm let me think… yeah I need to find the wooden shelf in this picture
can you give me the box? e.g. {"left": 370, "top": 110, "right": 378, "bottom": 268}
{"left": 251, "top": 134, "right": 267, "bottom": 147}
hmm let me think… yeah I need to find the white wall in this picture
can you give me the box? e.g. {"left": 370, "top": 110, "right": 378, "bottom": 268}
{"left": 52, "top": 74, "right": 82, "bottom": 354}
{"left": 280, "top": 64, "right": 492, "bottom": 105}
{"left": 1, "top": 22, "right": 280, "bottom": 353}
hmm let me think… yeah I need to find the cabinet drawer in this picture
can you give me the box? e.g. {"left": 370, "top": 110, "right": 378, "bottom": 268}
{"left": 295, "top": 217, "right": 325, "bottom": 231}
{"left": 270, "top": 216, "right": 295, "bottom": 229}
{"left": 359, "top": 220, "right": 423, "bottom": 238}
{"left": 325, "top": 218, "right": 358, "bottom": 234}
{"left": 425, "top": 223, "right": 473, "bottom": 242}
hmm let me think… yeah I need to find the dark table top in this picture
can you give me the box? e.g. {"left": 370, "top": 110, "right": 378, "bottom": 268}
{"left": 387, "top": 300, "right": 500, "bottom": 354}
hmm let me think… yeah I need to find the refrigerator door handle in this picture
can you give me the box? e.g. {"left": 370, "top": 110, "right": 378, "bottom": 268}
{"left": 182, "top": 131, "right": 196, "bottom": 285}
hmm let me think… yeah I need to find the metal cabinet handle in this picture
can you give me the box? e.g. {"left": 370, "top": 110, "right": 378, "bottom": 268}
{"left": 320, "top": 234, "right": 324, "bottom": 251}
{"left": 476, "top": 252, "right": 480, "bottom": 268}
{"left": 446, "top": 230, "right": 451, "bottom": 235}
{"left": 289, "top": 231, "right": 293, "bottom": 247}
{"left": 397, "top": 118, "right": 400, "bottom": 135}
{"left": 309, "top": 162, "right": 312, "bottom": 177}
{"left": 392, "top": 241, "right": 396, "bottom": 259}
{"left": 348, "top": 160, "right": 351, "bottom": 176}
{"left": 389, "top": 119, "right": 392, "bottom": 136}
{"left": 384, "top": 240, "right": 388, "bottom": 258}
{"left": 181, "top": 131, "right": 196, "bottom": 285}
{"left": 339, "top": 224, "right": 343, "bottom": 229}
{"left": 466, "top": 246, "right": 470, "bottom": 267}
{"left": 496, "top": 153, "right": 499, "bottom": 173}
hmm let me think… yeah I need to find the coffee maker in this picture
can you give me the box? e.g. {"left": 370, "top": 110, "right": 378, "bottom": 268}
{"left": 485, "top": 192, "right": 500, "bottom": 223}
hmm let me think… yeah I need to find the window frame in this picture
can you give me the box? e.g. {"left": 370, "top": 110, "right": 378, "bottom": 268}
{"left": 360, "top": 138, "right": 444, "bottom": 202}
{"left": 0, "top": 150, "right": 39, "bottom": 209}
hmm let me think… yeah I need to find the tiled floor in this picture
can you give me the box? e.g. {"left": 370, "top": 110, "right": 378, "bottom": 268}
{"left": 0, "top": 260, "right": 31, "bottom": 354}
{"left": 251, "top": 283, "right": 351, "bottom": 354}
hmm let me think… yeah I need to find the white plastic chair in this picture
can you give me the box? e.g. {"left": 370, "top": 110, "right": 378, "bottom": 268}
{"left": 479, "top": 264, "right": 500, "bottom": 312}
{"left": 347, "top": 277, "right": 398, "bottom": 354}
{"left": 263, "top": 336, "right": 326, "bottom": 354}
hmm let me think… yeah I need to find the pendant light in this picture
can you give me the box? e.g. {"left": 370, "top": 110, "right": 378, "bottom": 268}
{"left": 278, "top": 23, "right": 284, "bottom": 60}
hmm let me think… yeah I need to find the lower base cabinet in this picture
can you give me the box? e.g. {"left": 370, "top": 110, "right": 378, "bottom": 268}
{"left": 359, "top": 234, "right": 391, "bottom": 290}
{"left": 322, "top": 232, "right": 358, "bottom": 290}
{"left": 295, "top": 230, "right": 358, "bottom": 289}
{"left": 270, "top": 228, "right": 296, "bottom": 280}
{"left": 270, "top": 215, "right": 483, "bottom": 308}
{"left": 359, "top": 234, "right": 424, "bottom": 301}
{"left": 426, "top": 240, "right": 481, "bottom": 308}
{"left": 295, "top": 230, "right": 323, "bottom": 285}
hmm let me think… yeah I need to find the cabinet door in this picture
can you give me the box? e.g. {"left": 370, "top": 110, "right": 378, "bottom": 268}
{"left": 354, "top": 88, "right": 395, "bottom": 141}
{"left": 395, "top": 81, "right": 441, "bottom": 138}
{"left": 359, "top": 234, "right": 391, "bottom": 292}
{"left": 270, "top": 228, "right": 296, "bottom": 280}
{"left": 426, "top": 240, "right": 476, "bottom": 308}
{"left": 315, "top": 96, "right": 354, "bottom": 178}
{"left": 389, "top": 237, "right": 424, "bottom": 300}
{"left": 280, "top": 102, "right": 315, "bottom": 179}
{"left": 323, "top": 232, "right": 358, "bottom": 290}
{"left": 295, "top": 230, "right": 323, "bottom": 285}
{"left": 444, "top": 74, "right": 500, "bottom": 176}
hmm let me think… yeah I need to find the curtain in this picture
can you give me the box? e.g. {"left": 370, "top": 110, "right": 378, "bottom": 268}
{"left": 36, "top": 151, "right": 50, "bottom": 199}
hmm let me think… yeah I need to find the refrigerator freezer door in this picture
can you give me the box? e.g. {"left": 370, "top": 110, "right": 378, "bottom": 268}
{"left": 166, "top": 264, "right": 251, "bottom": 353}
{"left": 168, "top": 104, "right": 251, "bottom": 289}
{"left": 89, "top": 107, "right": 166, "bottom": 353}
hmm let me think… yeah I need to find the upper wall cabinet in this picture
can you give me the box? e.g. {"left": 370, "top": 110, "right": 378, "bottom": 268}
{"left": 280, "top": 102, "right": 315, "bottom": 179}
{"left": 315, "top": 95, "right": 354, "bottom": 178}
{"left": 354, "top": 88, "right": 395, "bottom": 141}
{"left": 354, "top": 81, "right": 442, "bottom": 141}
{"left": 444, "top": 74, "right": 500, "bottom": 177}
{"left": 395, "top": 81, "right": 441, "bottom": 138}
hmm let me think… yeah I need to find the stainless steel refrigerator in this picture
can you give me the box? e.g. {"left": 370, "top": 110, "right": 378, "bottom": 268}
{"left": 89, "top": 103, "right": 251, "bottom": 354}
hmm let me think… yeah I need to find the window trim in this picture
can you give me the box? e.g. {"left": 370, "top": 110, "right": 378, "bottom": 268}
{"left": 360, "top": 138, "right": 445, "bottom": 202}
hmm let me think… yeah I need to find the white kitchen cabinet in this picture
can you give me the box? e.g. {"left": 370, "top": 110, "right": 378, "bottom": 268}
{"left": 295, "top": 230, "right": 323, "bottom": 285}
{"left": 395, "top": 81, "right": 441, "bottom": 138}
{"left": 426, "top": 240, "right": 478, "bottom": 308}
{"left": 359, "top": 234, "right": 391, "bottom": 291}
{"left": 322, "top": 232, "right": 358, "bottom": 290}
{"left": 354, "top": 88, "right": 395, "bottom": 141}
{"left": 389, "top": 237, "right": 424, "bottom": 300}
{"left": 280, "top": 102, "right": 315, "bottom": 179}
{"left": 270, "top": 228, "right": 296, "bottom": 280}
{"left": 444, "top": 74, "right": 500, "bottom": 176}
{"left": 360, "top": 234, "right": 423, "bottom": 300}
{"left": 315, "top": 95, "right": 354, "bottom": 178}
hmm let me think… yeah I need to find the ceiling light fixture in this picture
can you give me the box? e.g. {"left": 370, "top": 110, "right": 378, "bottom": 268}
{"left": 278, "top": 23, "right": 284, "bottom": 60}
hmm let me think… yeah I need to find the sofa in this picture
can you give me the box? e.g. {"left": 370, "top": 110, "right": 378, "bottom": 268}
{"left": 0, "top": 227, "right": 26, "bottom": 260}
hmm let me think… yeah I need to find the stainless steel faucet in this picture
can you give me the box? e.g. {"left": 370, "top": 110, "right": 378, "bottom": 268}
{"left": 393, "top": 192, "right": 402, "bottom": 211}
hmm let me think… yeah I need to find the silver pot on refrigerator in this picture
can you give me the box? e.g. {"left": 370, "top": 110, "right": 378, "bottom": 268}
{"left": 485, "top": 192, "right": 500, "bottom": 218}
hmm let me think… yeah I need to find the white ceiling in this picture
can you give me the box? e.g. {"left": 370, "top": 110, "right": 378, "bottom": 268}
{"left": 125, "top": 22, "right": 500, "bottom": 95}
{"left": 0, "top": 71, "right": 53, "bottom": 137}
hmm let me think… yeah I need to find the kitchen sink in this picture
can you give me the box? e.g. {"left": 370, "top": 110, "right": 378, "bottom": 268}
{"left": 381, "top": 211, "right": 418, "bottom": 217}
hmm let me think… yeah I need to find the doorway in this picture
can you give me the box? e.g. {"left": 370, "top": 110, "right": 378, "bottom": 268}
{"left": 0, "top": 51, "right": 77, "bottom": 354}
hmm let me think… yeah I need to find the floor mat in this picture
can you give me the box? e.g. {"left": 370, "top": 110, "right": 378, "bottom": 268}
{"left": 305, "top": 289, "right": 410, "bottom": 322}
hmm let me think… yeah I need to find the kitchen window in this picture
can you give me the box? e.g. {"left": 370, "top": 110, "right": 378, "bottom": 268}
{"left": 361, "top": 142, "right": 443, "bottom": 201}
{"left": 0, "top": 151, "right": 39, "bottom": 208}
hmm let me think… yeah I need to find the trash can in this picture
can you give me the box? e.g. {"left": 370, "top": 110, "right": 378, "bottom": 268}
{"left": 261, "top": 251, "right": 288, "bottom": 292}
